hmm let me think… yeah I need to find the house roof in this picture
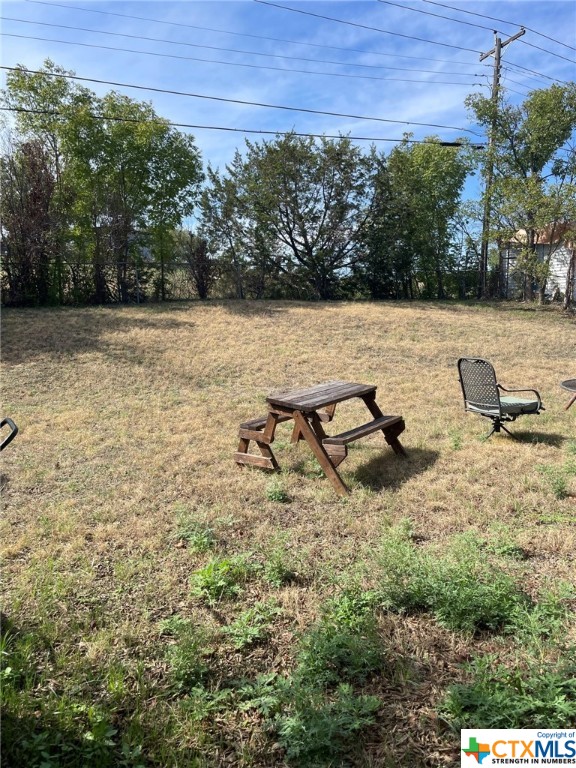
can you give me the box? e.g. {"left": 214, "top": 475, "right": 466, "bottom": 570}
{"left": 510, "top": 221, "right": 575, "bottom": 248}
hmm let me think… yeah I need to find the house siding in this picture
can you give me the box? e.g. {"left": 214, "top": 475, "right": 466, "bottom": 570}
{"left": 504, "top": 243, "right": 576, "bottom": 300}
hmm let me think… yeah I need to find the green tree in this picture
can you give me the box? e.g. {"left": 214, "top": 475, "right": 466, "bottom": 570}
{"left": 354, "top": 154, "right": 414, "bottom": 299}
{"left": 360, "top": 137, "right": 470, "bottom": 299}
{"left": 201, "top": 134, "right": 375, "bottom": 300}
{"left": 0, "top": 136, "right": 56, "bottom": 305}
{"left": 200, "top": 157, "right": 267, "bottom": 299}
{"left": 1, "top": 59, "right": 91, "bottom": 182}
{"left": 1, "top": 61, "right": 203, "bottom": 304}
{"left": 246, "top": 133, "right": 375, "bottom": 299}
{"left": 1, "top": 60, "right": 90, "bottom": 301}
{"left": 176, "top": 231, "right": 219, "bottom": 300}
{"left": 466, "top": 84, "right": 576, "bottom": 302}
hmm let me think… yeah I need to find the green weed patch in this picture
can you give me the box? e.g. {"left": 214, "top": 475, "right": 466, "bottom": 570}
{"left": 377, "top": 526, "right": 530, "bottom": 633}
{"left": 442, "top": 653, "right": 576, "bottom": 729}
{"left": 189, "top": 555, "right": 257, "bottom": 605}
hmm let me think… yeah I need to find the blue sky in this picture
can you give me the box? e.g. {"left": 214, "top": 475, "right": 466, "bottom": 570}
{"left": 1, "top": 0, "right": 575, "bottom": 183}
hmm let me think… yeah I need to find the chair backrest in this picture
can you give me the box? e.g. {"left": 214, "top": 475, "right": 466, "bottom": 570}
{"left": 457, "top": 358, "right": 501, "bottom": 414}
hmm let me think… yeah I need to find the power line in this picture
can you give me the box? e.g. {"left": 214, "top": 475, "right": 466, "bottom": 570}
{"left": 421, "top": 0, "right": 576, "bottom": 55}
{"left": 21, "top": 0, "right": 575, "bottom": 77}
{"left": 502, "top": 62, "right": 563, "bottom": 85}
{"left": 517, "top": 38, "right": 576, "bottom": 66}
{"left": 497, "top": 72, "right": 533, "bottom": 91}
{"left": 378, "top": 0, "right": 498, "bottom": 33}
{"left": 253, "top": 0, "right": 483, "bottom": 54}
{"left": 498, "top": 77, "right": 530, "bottom": 98}
{"left": 0, "top": 106, "right": 482, "bottom": 147}
{"left": 471, "top": 70, "right": 528, "bottom": 98}
{"left": 1, "top": 16, "right": 483, "bottom": 77}
{"left": 1, "top": 66, "right": 484, "bottom": 136}
{"left": 1, "top": 33, "right": 482, "bottom": 87}
{"left": 500, "top": 84, "right": 531, "bottom": 99}
{"left": 498, "top": 70, "right": 530, "bottom": 96}
{"left": 22, "top": 0, "right": 479, "bottom": 68}
{"left": 375, "top": 2, "right": 573, "bottom": 82}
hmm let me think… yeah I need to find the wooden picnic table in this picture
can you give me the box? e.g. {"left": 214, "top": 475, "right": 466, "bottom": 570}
{"left": 561, "top": 379, "right": 576, "bottom": 410}
{"left": 235, "top": 380, "right": 406, "bottom": 496}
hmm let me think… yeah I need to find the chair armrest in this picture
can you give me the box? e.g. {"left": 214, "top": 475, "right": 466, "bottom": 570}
{"left": 497, "top": 384, "right": 543, "bottom": 410}
{"left": 0, "top": 417, "right": 18, "bottom": 451}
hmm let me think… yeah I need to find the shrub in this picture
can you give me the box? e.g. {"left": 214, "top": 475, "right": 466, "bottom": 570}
{"left": 262, "top": 547, "right": 297, "bottom": 588}
{"left": 178, "top": 686, "right": 234, "bottom": 723}
{"left": 236, "top": 596, "right": 385, "bottom": 766}
{"left": 425, "top": 558, "right": 528, "bottom": 633}
{"left": 266, "top": 480, "right": 291, "bottom": 503}
{"left": 507, "top": 585, "right": 574, "bottom": 645}
{"left": 321, "top": 586, "right": 380, "bottom": 631}
{"left": 296, "top": 621, "right": 384, "bottom": 688}
{"left": 236, "top": 672, "right": 283, "bottom": 719}
{"left": 538, "top": 456, "right": 576, "bottom": 500}
{"left": 158, "top": 615, "right": 193, "bottom": 637}
{"left": 172, "top": 519, "right": 217, "bottom": 553}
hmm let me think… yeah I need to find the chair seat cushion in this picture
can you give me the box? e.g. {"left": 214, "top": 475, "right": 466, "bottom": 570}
{"left": 500, "top": 396, "right": 540, "bottom": 415}
{"left": 467, "top": 402, "right": 499, "bottom": 415}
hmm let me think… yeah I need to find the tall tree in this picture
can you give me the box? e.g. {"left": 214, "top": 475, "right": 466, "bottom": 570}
{"left": 355, "top": 154, "right": 415, "bottom": 299}
{"left": 201, "top": 134, "right": 376, "bottom": 300}
{"left": 180, "top": 232, "right": 218, "bottom": 300}
{"left": 0, "top": 136, "right": 56, "bottom": 304}
{"left": 246, "top": 133, "right": 375, "bottom": 299}
{"left": 200, "top": 157, "right": 264, "bottom": 299}
{"left": 466, "top": 84, "right": 576, "bottom": 302}
{"left": 361, "top": 137, "right": 470, "bottom": 299}
{"left": 1, "top": 60, "right": 89, "bottom": 301}
{"left": 1, "top": 61, "right": 203, "bottom": 304}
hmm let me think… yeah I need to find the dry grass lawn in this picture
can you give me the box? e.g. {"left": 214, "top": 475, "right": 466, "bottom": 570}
{"left": 2, "top": 300, "right": 575, "bottom": 767}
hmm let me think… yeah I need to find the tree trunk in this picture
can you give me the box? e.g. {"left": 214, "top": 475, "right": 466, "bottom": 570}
{"left": 537, "top": 283, "right": 546, "bottom": 305}
{"left": 435, "top": 263, "right": 446, "bottom": 300}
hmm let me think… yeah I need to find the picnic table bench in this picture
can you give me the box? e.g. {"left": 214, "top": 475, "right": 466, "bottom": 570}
{"left": 235, "top": 380, "right": 406, "bottom": 496}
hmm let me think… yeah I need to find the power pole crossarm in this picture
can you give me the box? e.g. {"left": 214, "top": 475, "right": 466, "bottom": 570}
{"left": 480, "top": 28, "right": 526, "bottom": 61}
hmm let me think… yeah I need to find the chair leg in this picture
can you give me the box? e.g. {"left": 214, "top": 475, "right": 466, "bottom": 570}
{"left": 484, "top": 419, "right": 517, "bottom": 440}
{"left": 485, "top": 422, "right": 497, "bottom": 438}
{"left": 499, "top": 424, "right": 518, "bottom": 440}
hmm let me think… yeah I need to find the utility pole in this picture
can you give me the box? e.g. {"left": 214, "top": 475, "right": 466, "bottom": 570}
{"left": 478, "top": 28, "right": 525, "bottom": 298}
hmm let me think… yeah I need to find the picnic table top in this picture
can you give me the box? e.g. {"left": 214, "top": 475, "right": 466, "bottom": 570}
{"left": 266, "top": 380, "right": 376, "bottom": 411}
{"left": 561, "top": 379, "right": 576, "bottom": 393}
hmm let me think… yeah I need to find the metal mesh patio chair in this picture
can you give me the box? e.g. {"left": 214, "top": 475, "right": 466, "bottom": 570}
{"left": 457, "top": 358, "right": 544, "bottom": 439}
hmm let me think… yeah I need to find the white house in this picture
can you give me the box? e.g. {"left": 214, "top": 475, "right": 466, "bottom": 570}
{"left": 501, "top": 222, "right": 575, "bottom": 302}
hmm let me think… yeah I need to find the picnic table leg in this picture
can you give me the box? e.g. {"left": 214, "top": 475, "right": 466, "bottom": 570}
{"left": 309, "top": 411, "right": 328, "bottom": 440}
{"left": 292, "top": 411, "right": 350, "bottom": 496}
{"left": 235, "top": 412, "right": 280, "bottom": 470}
{"left": 252, "top": 412, "right": 281, "bottom": 469}
{"left": 291, "top": 402, "right": 337, "bottom": 443}
{"left": 361, "top": 393, "right": 407, "bottom": 457}
{"left": 566, "top": 393, "right": 576, "bottom": 410}
{"left": 257, "top": 443, "right": 280, "bottom": 470}
{"left": 290, "top": 421, "right": 304, "bottom": 443}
